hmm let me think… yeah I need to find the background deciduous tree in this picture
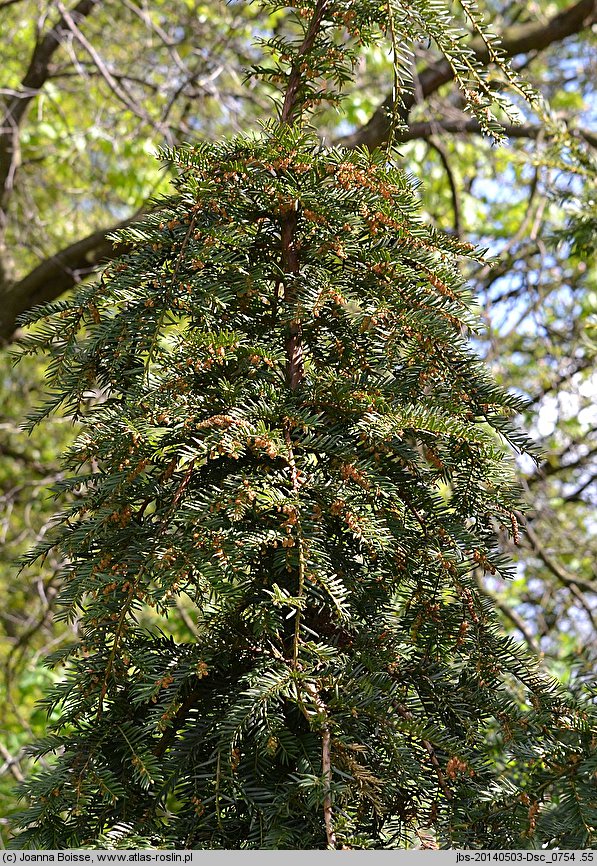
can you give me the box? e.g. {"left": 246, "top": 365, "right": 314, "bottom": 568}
{"left": 0, "top": 0, "right": 595, "bottom": 844}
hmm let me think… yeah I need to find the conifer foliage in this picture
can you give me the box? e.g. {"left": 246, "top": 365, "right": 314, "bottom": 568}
{"left": 13, "top": 0, "right": 596, "bottom": 850}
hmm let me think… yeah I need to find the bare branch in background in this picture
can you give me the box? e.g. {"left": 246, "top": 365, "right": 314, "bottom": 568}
{"left": 427, "top": 138, "right": 461, "bottom": 237}
{"left": 1, "top": 214, "right": 136, "bottom": 341}
{"left": 0, "top": 742, "right": 24, "bottom": 782}
{"left": 522, "top": 517, "right": 597, "bottom": 595}
{"left": 0, "top": 0, "right": 101, "bottom": 210}
{"left": 477, "top": 577, "right": 541, "bottom": 655}
{"left": 392, "top": 118, "right": 597, "bottom": 148}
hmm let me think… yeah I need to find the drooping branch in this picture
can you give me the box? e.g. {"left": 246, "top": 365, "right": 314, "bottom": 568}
{"left": 339, "top": 0, "right": 597, "bottom": 150}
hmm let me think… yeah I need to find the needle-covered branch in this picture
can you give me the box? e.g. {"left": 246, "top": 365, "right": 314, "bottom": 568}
{"left": 339, "top": 0, "right": 597, "bottom": 150}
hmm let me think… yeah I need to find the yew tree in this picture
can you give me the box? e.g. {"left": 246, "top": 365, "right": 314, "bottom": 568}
{"left": 12, "top": 0, "right": 596, "bottom": 850}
